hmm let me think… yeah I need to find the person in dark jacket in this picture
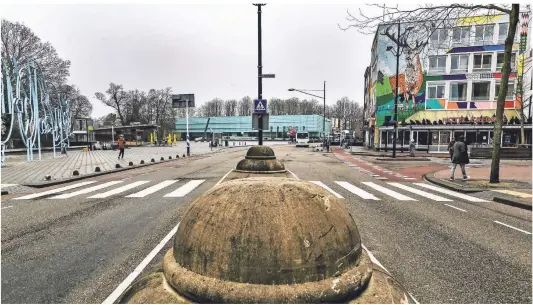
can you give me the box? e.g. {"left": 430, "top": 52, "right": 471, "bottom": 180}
{"left": 450, "top": 135, "right": 469, "bottom": 181}
{"left": 447, "top": 138, "right": 456, "bottom": 161}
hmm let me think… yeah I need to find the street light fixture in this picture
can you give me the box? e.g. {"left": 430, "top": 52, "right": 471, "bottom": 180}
{"left": 287, "top": 82, "right": 327, "bottom": 141}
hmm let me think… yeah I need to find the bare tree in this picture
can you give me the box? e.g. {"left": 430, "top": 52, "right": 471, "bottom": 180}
{"left": 224, "top": 99, "right": 238, "bottom": 116}
{"left": 238, "top": 96, "right": 253, "bottom": 116}
{"left": 340, "top": 3, "right": 521, "bottom": 183}
{"left": 95, "top": 83, "right": 128, "bottom": 126}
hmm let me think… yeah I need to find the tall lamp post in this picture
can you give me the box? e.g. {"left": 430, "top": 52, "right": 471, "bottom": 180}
{"left": 386, "top": 22, "right": 413, "bottom": 158}
{"left": 288, "top": 81, "right": 327, "bottom": 140}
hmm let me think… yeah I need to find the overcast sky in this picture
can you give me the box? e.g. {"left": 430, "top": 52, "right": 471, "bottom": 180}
{"left": 1, "top": 1, "right": 380, "bottom": 118}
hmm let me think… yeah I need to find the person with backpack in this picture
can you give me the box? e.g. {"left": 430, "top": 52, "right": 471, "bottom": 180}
{"left": 450, "top": 135, "right": 469, "bottom": 181}
{"left": 117, "top": 135, "right": 126, "bottom": 159}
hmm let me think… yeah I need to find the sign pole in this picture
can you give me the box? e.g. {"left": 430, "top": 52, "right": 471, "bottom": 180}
{"left": 186, "top": 100, "right": 190, "bottom": 156}
{"left": 254, "top": 3, "right": 265, "bottom": 146}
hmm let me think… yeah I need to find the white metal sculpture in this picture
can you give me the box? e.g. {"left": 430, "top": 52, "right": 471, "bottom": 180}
{"left": 1, "top": 59, "right": 72, "bottom": 166}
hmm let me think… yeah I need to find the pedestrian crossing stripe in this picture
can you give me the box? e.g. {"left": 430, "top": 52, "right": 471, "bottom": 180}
{"left": 10, "top": 180, "right": 489, "bottom": 203}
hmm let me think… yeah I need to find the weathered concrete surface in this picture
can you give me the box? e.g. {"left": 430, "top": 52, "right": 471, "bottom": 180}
{"left": 173, "top": 178, "right": 363, "bottom": 285}
{"left": 235, "top": 145, "right": 286, "bottom": 173}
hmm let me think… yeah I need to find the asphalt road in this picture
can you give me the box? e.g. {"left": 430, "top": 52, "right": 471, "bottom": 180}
{"left": 1, "top": 145, "right": 531, "bottom": 303}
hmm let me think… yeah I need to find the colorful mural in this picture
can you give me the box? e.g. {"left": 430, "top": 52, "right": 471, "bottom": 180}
{"left": 370, "top": 13, "right": 529, "bottom": 127}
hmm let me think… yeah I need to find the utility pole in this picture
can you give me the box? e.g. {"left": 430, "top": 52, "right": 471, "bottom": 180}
{"left": 324, "top": 81, "right": 326, "bottom": 141}
{"left": 392, "top": 21, "right": 400, "bottom": 159}
{"left": 254, "top": 3, "right": 265, "bottom": 145}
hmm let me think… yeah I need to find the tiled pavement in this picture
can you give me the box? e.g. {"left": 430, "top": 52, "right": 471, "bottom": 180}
{"left": 1, "top": 143, "right": 223, "bottom": 186}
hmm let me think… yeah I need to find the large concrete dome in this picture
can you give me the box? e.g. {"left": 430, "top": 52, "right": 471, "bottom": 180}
{"left": 173, "top": 177, "right": 364, "bottom": 284}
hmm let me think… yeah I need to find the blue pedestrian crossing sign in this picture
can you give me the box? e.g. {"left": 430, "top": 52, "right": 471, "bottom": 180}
{"left": 254, "top": 99, "right": 267, "bottom": 114}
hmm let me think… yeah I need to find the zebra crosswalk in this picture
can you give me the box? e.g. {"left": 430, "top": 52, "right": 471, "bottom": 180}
{"left": 10, "top": 179, "right": 488, "bottom": 203}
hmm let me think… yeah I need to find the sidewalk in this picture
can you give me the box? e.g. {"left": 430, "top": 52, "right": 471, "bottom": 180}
{"left": 349, "top": 146, "right": 448, "bottom": 158}
{"left": 428, "top": 162, "right": 532, "bottom": 210}
{"left": 0, "top": 143, "right": 223, "bottom": 187}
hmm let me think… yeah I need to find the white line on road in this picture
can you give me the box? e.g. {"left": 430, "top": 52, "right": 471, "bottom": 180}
{"left": 286, "top": 168, "right": 299, "bottom": 180}
{"left": 1, "top": 206, "right": 13, "bottom": 209}
{"left": 102, "top": 222, "right": 181, "bottom": 304}
{"left": 163, "top": 180, "right": 205, "bottom": 198}
{"left": 126, "top": 180, "right": 178, "bottom": 198}
{"left": 310, "top": 181, "right": 344, "bottom": 198}
{"left": 361, "top": 244, "right": 419, "bottom": 304}
{"left": 494, "top": 221, "right": 532, "bottom": 235}
{"left": 388, "top": 183, "right": 452, "bottom": 201}
{"left": 88, "top": 181, "right": 150, "bottom": 198}
{"left": 13, "top": 181, "right": 96, "bottom": 200}
{"left": 414, "top": 183, "right": 488, "bottom": 202}
{"left": 216, "top": 168, "right": 234, "bottom": 185}
{"left": 362, "top": 182, "right": 416, "bottom": 201}
{"left": 51, "top": 181, "right": 124, "bottom": 199}
{"left": 444, "top": 203, "right": 467, "bottom": 212}
{"left": 335, "top": 181, "right": 380, "bottom": 200}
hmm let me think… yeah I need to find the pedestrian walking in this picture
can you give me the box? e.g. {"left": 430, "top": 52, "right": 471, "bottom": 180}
{"left": 117, "top": 135, "right": 126, "bottom": 159}
{"left": 409, "top": 140, "right": 416, "bottom": 157}
{"left": 447, "top": 138, "right": 456, "bottom": 161}
{"left": 450, "top": 135, "right": 469, "bottom": 181}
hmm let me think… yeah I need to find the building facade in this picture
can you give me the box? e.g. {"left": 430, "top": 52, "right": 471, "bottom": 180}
{"left": 363, "top": 12, "right": 532, "bottom": 152}
{"left": 175, "top": 115, "right": 332, "bottom": 140}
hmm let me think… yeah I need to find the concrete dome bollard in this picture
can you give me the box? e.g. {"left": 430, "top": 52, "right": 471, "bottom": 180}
{"left": 176, "top": 155, "right": 179, "bottom": 159}
{"left": 235, "top": 145, "right": 286, "bottom": 173}
{"left": 151, "top": 158, "right": 155, "bottom": 163}
{"left": 45, "top": 175, "right": 52, "bottom": 180}
{"left": 160, "top": 157, "right": 165, "bottom": 161}
{"left": 72, "top": 170, "right": 79, "bottom": 176}
{"left": 117, "top": 176, "right": 415, "bottom": 304}
{"left": 129, "top": 162, "right": 134, "bottom": 166}
{"left": 116, "top": 164, "right": 122, "bottom": 169}
{"left": 169, "top": 156, "right": 172, "bottom": 160}
{"left": 140, "top": 160, "right": 145, "bottom": 164}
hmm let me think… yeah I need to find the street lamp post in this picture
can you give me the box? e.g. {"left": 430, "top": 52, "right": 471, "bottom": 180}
{"left": 254, "top": 3, "right": 265, "bottom": 146}
{"left": 288, "top": 83, "right": 327, "bottom": 140}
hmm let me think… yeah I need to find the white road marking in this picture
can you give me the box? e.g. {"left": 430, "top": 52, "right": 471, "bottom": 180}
{"left": 1, "top": 206, "right": 13, "bottom": 209}
{"left": 404, "top": 177, "right": 417, "bottom": 180}
{"left": 51, "top": 181, "right": 124, "bottom": 199}
{"left": 494, "top": 221, "right": 532, "bottom": 235}
{"left": 102, "top": 222, "right": 181, "bottom": 304}
{"left": 286, "top": 168, "right": 299, "bottom": 180}
{"left": 388, "top": 183, "right": 452, "bottom": 201}
{"left": 216, "top": 168, "right": 235, "bottom": 185}
{"left": 414, "top": 183, "right": 488, "bottom": 202}
{"left": 88, "top": 181, "right": 150, "bottom": 198}
{"left": 1, "top": 184, "right": 18, "bottom": 187}
{"left": 444, "top": 203, "right": 467, "bottom": 212}
{"left": 13, "top": 181, "right": 96, "bottom": 200}
{"left": 125, "top": 180, "right": 178, "bottom": 198}
{"left": 335, "top": 181, "right": 380, "bottom": 200}
{"left": 362, "top": 182, "right": 416, "bottom": 201}
{"left": 310, "top": 181, "right": 344, "bottom": 198}
{"left": 163, "top": 180, "right": 205, "bottom": 198}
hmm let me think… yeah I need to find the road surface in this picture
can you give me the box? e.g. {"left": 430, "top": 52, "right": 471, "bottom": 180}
{"left": 1, "top": 145, "right": 531, "bottom": 303}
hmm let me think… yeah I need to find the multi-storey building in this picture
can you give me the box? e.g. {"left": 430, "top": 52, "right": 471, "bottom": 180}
{"left": 363, "top": 12, "right": 532, "bottom": 153}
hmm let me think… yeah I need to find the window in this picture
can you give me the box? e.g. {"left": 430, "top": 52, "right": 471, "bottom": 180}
{"left": 473, "top": 53, "right": 492, "bottom": 71}
{"left": 452, "top": 27, "right": 470, "bottom": 45}
{"left": 451, "top": 54, "right": 469, "bottom": 72}
{"left": 450, "top": 82, "right": 468, "bottom": 101}
{"left": 427, "top": 83, "right": 445, "bottom": 99}
{"left": 429, "top": 55, "right": 446, "bottom": 73}
{"left": 472, "top": 82, "right": 491, "bottom": 101}
{"left": 475, "top": 24, "right": 494, "bottom": 44}
{"left": 430, "top": 29, "right": 448, "bottom": 47}
{"left": 496, "top": 52, "right": 517, "bottom": 70}
{"left": 495, "top": 80, "right": 515, "bottom": 100}
{"left": 498, "top": 23, "right": 508, "bottom": 43}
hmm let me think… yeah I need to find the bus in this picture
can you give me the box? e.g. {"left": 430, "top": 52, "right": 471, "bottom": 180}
{"left": 296, "top": 131, "right": 309, "bottom": 147}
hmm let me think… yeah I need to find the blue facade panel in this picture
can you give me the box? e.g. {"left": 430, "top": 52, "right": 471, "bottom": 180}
{"left": 175, "top": 115, "right": 332, "bottom": 135}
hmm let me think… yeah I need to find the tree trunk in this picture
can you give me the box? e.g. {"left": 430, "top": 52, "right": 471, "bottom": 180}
{"left": 490, "top": 4, "right": 519, "bottom": 183}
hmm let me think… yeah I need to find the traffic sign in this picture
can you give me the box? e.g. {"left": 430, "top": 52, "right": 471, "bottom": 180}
{"left": 254, "top": 99, "right": 267, "bottom": 113}
{"left": 252, "top": 113, "right": 269, "bottom": 130}
{"left": 261, "top": 74, "right": 275, "bottom": 78}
